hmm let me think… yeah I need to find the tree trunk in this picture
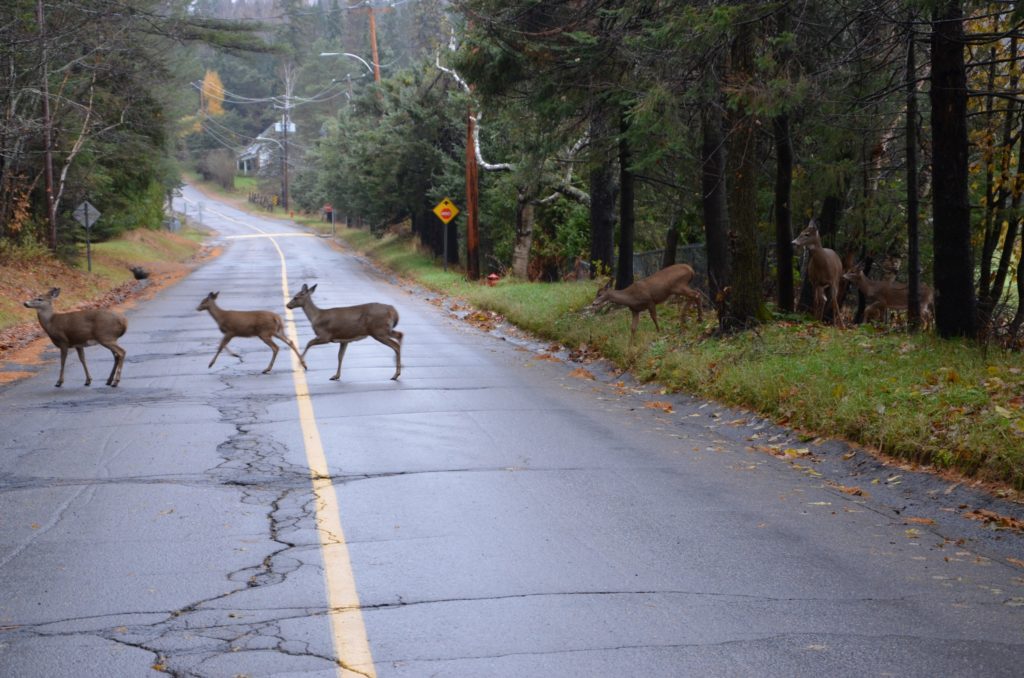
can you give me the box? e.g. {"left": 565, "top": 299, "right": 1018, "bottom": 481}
{"left": 615, "top": 111, "right": 635, "bottom": 291}
{"left": 588, "top": 102, "right": 618, "bottom": 279}
{"left": 512, "top": 188, "right": 535, "bottom": 279}
{"left": 773, "top": 114, "right": 794, "bottom": 312}
{"left": 662, "top": 218, "right": 680, "bottom": 269}
{"left": 907, "top": 18, "right": 922, "bottom": 330}
{"left": 930, "top": 2, "right": 977, "bottom": 338}
{"left": 701, "top": 102, "right": 730, "bottom": 306}
{"left": 725, "top": 23, "right": 763, "bottom": 328}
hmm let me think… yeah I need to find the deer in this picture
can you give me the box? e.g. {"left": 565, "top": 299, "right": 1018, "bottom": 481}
{"left": 23, "top": 287, "right": 128, "bottom": 388}
{"left": 842, "top": 264, "right": 935, "bottom": 330}
{"left": 792, "top": 220, "right": 845, "bottom": 328}
{"left": 196, "top": 292, "right": 307, "bottom": 374}
{"left": 588, "top": 263, "right": 703, "bottom": 342}
{"left": 286, "top": 283, "right": 403, "bottom": 381}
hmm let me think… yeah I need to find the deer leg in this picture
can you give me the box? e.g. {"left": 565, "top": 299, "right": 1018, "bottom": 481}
{"left": 275, "top": 332, "right": 307, "bottom": 370}
{"left": 104, "top": 342, "right": 126, "bottom": 387}
{"left": 373, "top": 335, "right": 402, "bottom": 380}
{"left": 53, "top": 347, "right": 69, "bottom": 387}
{"left": 73, "top": 346, "right": 94, "bottom": 386}
{"left": 629, "top": 311, "right": 641, "bottom": 344}
{"left": 330, "top": 342, "right": 349, "bottom": 381}
{"left": 209, "top": 335, "right": 235, "bottom": 368}
{"left": 830, "top": 288, "right": 844, "bottom": 329}
{"left": 259, "top": 336, "right": 280, "bottom": 374}
{"left": 648, "top": 304, "right": 661, "bottom": 332}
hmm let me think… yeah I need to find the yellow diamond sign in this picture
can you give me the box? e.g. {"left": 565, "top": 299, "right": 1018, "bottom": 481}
{"left": 433, "top": 198, "right": 459, "bottom": 224}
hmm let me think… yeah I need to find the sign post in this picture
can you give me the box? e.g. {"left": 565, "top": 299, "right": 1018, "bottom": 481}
{"left": 433, "top": 198, "right": 459, "bottom": 272}
{"left": 72, "top": 201, "right": 101, "bottom": 272}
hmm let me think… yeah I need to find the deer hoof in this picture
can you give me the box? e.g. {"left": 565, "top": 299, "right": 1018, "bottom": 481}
{"left": 329, "top": 375, "right": 340, "bottom": 381}
{"left": 262, "top": 369, "right": 272, "bottom": 375}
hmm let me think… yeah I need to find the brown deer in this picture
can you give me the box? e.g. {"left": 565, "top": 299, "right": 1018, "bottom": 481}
{"left": 286, "top": 283, "right": 403, "bottom": 381}
{"left": 196, "top": 292, "right": 307, "bottom": 374}
{"left": 842, "top": 264, "right": 935, "bottom": 329}
{"left": 23, "top": 288, "right": 127, "bottom": 388}
{"left": 589, "top": 263, "right": 703, "bottom": 342}
{"left": 792, "top": 221, "right": 845, "bottom": 328}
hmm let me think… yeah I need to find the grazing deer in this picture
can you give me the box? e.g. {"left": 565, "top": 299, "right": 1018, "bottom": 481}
{"left": 792, "top": 221, "right": 845, "bottom": 328}
{"left": 286, "top": 283, "right": 403, "bottom": 381}
{"left": 196, "top": 292, "right": 306, "bottom": 374}
{"left": 842, "top": 264, "right": 935, "bottom": 330}
{"left": 589, "top": 263, "right": 703, "bottom": 342}
{"left": 23, "top": 288, "right": 127, "bottom": 388}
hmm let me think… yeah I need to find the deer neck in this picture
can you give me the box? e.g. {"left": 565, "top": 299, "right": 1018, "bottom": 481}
{"left": 33, "top": 305, "right": 55, "bottom": 325}
{"left": 298, "top": 297, "right": 323, "bottom": 323}
{"left": 204, "top": 301, "right": 225, "bottom": 323}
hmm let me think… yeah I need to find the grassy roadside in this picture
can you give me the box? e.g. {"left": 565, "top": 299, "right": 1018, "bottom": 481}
{"left": 0, "top": 227, "right": 206, "bottom": 353}
{"left": 176, "top": 177, "right": 1024, "bottom": 493}
{"left": 324, "top": 226, "right": 1024, "bottom": 494}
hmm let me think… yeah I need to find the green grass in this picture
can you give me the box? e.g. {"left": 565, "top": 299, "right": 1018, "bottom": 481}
{"left": 332, "top": 227, "right": 1024, "bottom": 492}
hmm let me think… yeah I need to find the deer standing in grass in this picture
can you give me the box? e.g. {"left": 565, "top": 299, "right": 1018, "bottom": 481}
{"left": 842, "top": 264, "right": 935, "bottom": 330}
{"left": 196, "top": 292, "right": 306, "bottom": 374}
{"left": 589, "top": 263, "right": 703, "bottom": 342}
{"left": 23, "top": 288, "right": 127, "bottom": 388}
{"left": 792, "top": 221, "right": 845, "bottom": 328}
{"left": 286, "top": 283, "right": 403, "bottom": 381}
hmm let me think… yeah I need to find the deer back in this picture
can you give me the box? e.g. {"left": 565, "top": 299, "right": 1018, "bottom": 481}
{"left": 314, "top": 303, "right": 397, "bottom": 341}
{"left": 49, "top": 309, "right": 128, "bottom": 347}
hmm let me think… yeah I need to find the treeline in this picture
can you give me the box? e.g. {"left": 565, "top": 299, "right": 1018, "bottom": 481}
{"left": 0, "top": 0, "right": 271, "bottom": 255}
{"left": 281, "top": 1, "right": 1024, "bottom": 342}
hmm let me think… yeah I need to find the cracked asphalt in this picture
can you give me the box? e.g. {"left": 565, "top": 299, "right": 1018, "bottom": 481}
{"left": 0, "top": 185, "right": 1022, "bottom": 677}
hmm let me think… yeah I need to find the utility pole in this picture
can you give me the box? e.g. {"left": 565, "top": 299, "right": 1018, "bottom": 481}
{"left": 37, "top": 0, "right": 57, "bottom": 250}
{"left": 367, "top": 5, "right": 383, "bottom": 85}
{"left": 465, "top": 104, "right": 480, "bottom": 280}
{"left": 282, "top": 101, "right": 289, "bottom": 210}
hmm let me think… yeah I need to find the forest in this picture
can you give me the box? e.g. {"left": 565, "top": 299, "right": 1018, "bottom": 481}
{"left": 2, "top": 0, "right": 1024, "bottom": 342}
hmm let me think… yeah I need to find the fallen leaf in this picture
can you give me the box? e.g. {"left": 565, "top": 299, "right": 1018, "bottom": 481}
{"left": 965, "top": 509, "right": 1024, "bottom": 533}
{"left": 644, "top": 401, "right": 674, "bottom": 413}
{"left": 1007, "top": 557, "right": 1024, "bottom": 569}
{"left": 905, "top": 517, "right": 935, "bottom": 526}
{"left": 568, "top": 367, "right": 595, "bottom": 380}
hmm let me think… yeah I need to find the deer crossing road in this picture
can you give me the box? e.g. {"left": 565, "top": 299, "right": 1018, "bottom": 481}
{"left": 0, "top": 185, "right": 1021, "bottom": 677}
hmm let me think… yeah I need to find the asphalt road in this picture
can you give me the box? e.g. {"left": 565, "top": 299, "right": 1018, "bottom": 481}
{"left": 0, "top": 186, "right": 1022, "bottom": 677}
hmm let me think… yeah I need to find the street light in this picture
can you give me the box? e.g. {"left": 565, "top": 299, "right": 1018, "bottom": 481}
{"left": 319, "top": 52, "right": 378, "bottom": 83}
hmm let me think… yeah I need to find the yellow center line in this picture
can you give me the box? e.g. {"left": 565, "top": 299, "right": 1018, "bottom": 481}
{"left": 260, "top": 233, "right": 377, "bottom": 678}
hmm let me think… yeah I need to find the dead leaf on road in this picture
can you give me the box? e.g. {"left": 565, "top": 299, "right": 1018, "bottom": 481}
{"left": 568, "top": 367, "right": 595, "bottom": 380}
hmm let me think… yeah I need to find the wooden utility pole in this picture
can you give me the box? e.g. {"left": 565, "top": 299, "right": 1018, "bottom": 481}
{"left": 367, "top": 6, "right": 383, "bottom": 84}
{"left": 465, "top": 105, "right": 480, "bottom": 280}
{"left": 37, "top": 0, "right": 57, "bottom": 250}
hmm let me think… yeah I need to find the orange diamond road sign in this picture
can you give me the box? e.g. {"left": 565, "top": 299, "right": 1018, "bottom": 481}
{"left": 433, "top": 198, "right": 459, "bottom": 224}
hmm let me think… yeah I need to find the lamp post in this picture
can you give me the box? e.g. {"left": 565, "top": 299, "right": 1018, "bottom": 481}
{"left": 319, "top": 52, "right": 377, "bottom": 82}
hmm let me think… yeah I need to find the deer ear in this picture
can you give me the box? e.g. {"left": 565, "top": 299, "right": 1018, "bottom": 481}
{"left": 212, "top": 291, "right": 219, "bottom": 299}
{"left": 49, "top": 288, "right": 61, "bottom": 298}
{"left": 300, "top": 284, "right": 308, "bottom": 292}
{"left": 309, "top": 284, "right": 317, "bottom": 293}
